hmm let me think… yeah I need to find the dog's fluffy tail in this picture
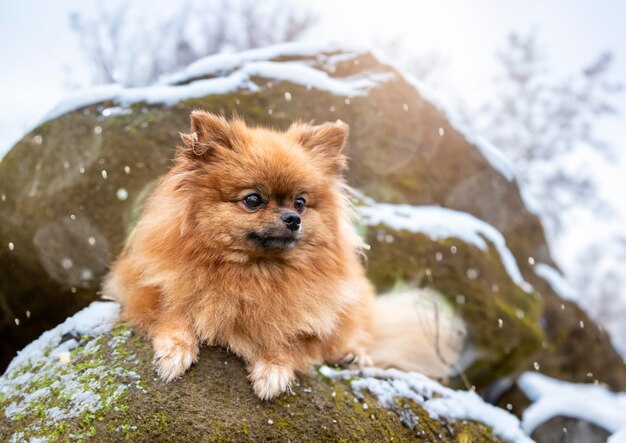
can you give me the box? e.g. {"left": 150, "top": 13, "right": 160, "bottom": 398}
{"left": 368, "top": 288, "right": 468, "bottom": 378}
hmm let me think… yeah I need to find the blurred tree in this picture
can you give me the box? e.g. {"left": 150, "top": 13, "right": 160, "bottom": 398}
{"left": 574, "top": 234, "right": 626, "bottom": 355}
{"left": 467, "top": 31, "right": 621, "bottom": 236}
{"left": 69, "top": 0, "right": 317, "bottom": 87}
{"left": 466, "top": 31, "right": 625, "bottom": 357}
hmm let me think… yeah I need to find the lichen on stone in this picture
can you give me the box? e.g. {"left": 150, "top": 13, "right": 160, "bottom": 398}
{"left": 0, "top": 303, "right": 142, "bottom": 442}
{"left": 1, "top": 301, "right": 511, "bottom": 442}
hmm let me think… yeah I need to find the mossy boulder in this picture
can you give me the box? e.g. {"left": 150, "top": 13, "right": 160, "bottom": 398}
{"left": 0, "top": 303, "right": 505, "bottom": 442}
{"left": 0, "top": 43, "right": 623, "bottom": 397}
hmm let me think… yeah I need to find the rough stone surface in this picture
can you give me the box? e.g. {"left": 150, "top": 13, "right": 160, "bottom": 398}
{"left": 0, "top": 318, "right": 501, "bottom": 442}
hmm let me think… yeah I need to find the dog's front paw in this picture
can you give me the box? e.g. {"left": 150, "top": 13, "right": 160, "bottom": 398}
{"left": 248, "top": 361, "right": 295, "bottom": 400}
{"left": 339, "top": 349, "right": 373, "bottom": 369}
{"left": 152, "top": 334, "right": 199, "bottom": 383}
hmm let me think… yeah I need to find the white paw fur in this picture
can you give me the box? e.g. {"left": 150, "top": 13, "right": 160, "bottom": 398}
{"left": 153, "top": 334, "right": 199, "bottom": 382}
{"left": 249, "top": 361, "right": 295, "bottom": 400}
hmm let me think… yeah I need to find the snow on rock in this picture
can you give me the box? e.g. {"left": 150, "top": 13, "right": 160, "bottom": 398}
{"left": 370, "top": 48, "right": 516, "bottom": 182}
{"left": 359, "top": 203, "right": 534, "bottom": 292}
{"left": 408, "top": 78, "right": 516, "bottom": 182}
{"left": 534, "top": 263, "right": 579, "bottom": 302}
{"left": 518, "top": 372, "right": 626, "bottom": 439}
{"left": 3, "top": 301, "right": 119, "bottom": 375}
{"left": 0, "top": 302, "right": 141, "bottom": 442}
{"left": 321, "top": 366, "right": 533, "bottom": 443}
{"left": 159, "top": 41, "right": 348, "bottom": 85}
{"left": 40, "top": 85, "right": 125, "bottom": 127}
{"left": 41, "top": 43, "right": 391, "bottom": 125}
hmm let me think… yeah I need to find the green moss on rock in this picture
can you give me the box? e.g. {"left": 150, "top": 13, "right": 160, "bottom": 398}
{"left": 0, "top": 324, "right": 140, "bottom": 442}
{"left": 1, "top": 318, "right": 503, "bottom": 442}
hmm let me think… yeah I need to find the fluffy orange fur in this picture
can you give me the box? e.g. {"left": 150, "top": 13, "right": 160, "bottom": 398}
{"left": 103, "top": 111, "right": 377, "bottom": 399}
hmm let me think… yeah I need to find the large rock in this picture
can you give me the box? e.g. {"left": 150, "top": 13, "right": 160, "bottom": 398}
{"left": 0, "top": 43, "right": 624, "bottom": 398}
{"left": 0, "top": 302, "right": 510, "bottom": 442}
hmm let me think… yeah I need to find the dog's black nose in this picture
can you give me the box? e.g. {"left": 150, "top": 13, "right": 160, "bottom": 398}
{"left": 281, "top": 212, "right": 301, "bottom": 231}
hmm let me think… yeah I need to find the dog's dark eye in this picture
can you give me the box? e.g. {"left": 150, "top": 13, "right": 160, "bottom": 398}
{"left": 294, "top": 197, "right": 306, "bottom": 212}
{"left": 243, "top": 193, "right": 263, "bottom": 209}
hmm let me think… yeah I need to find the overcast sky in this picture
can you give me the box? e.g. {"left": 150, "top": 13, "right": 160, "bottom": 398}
{"left": 1, "top": 0, "right": 625, "bottom": 152}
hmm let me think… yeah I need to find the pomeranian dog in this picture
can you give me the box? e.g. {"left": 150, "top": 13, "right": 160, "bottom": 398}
{"left": 103, "top": 111, "right": 463, "bottom": 400}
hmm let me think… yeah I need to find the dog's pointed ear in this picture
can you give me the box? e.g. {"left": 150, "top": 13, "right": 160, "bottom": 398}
{"left": 290, "top": 120, "right": 349, "bottom": 173}
{"left": 178, "top": 111, "right": 241, "bottom": 160}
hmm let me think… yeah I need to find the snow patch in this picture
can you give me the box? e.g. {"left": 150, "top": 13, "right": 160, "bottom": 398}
{"left": 518, "top": 372, "right": 626, "bottom": 439}
{"left": 41, "top": 43, "right": 391, "bottom": 124}
{"left": 0, "top": 302, "right": 139, "bottom": 442}
{"left": 321, "top": 366, "right": 533, "bottom": 443}
{"left": 534, "top": 263, "right": 579, "bottom": 302}
{"left": 360, "top": 203, "right": 533, "bottom": 292}
{"left": 3, "top": 301, "right": 120, "bottom": 375}
{"left": 160, "top": 41, "right": 347, "bottom": 85}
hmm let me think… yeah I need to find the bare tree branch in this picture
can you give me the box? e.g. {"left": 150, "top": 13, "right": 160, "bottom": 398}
{"left": 69, "top": 0, "right": 317, "bottom": 87}
{"left": 463, "top": 30, "right": 621, "bottom": 237}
